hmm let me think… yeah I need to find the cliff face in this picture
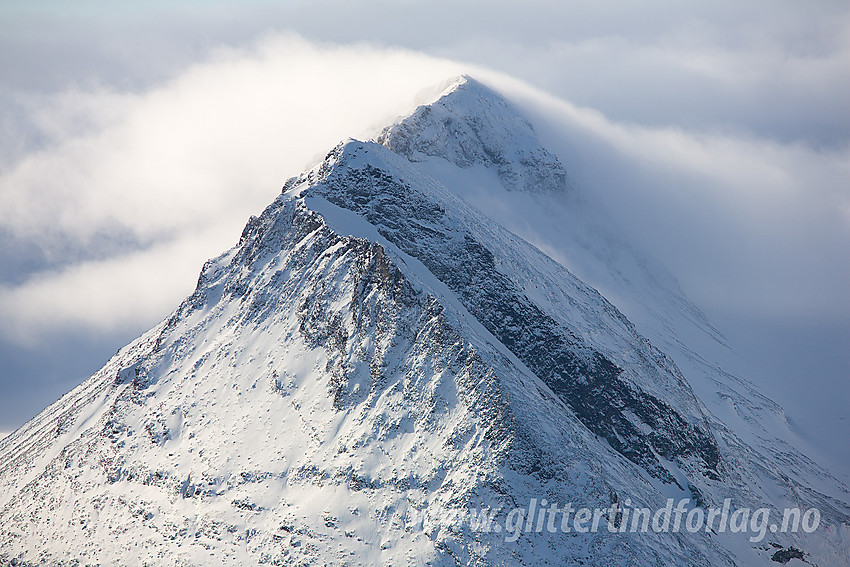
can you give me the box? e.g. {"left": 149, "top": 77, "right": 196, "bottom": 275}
{"left": 299, "top": 137, "right": 721, "bottom": 488}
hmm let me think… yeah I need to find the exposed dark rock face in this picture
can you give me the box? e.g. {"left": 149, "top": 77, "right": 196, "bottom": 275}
{"left": 770, "top": 546, "right": 805, "bottom": 564}
{"left": 304, "top": 141, "right": 721, "bottom": 486}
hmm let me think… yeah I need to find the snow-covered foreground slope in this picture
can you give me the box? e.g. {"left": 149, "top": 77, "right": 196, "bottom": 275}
{"left": 1, "top": 76, "right": 848, "bottom": 566}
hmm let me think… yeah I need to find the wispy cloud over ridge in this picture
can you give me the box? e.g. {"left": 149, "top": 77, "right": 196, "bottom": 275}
{"left": 0, "top": 35, "right": 463, "bottom": 340}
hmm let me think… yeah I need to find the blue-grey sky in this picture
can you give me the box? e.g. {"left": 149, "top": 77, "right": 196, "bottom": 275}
{"left": 1, "top": 1, "right": 848, "bottom": 470}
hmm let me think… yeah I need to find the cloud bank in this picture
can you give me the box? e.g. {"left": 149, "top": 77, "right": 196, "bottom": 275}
{"left": 494, "top": 80, "right": 850, "bottom": 322}
{"left": 0, "top": 35, "right": 462, "bottom": 341}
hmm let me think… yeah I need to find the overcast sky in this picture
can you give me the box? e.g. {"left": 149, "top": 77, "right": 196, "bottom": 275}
{"left": 1, "top": 1, "right": 848, "bottom": 470}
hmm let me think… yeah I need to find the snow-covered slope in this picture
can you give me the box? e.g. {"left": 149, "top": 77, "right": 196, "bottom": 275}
{"left": 0, "top": 76, "right": 847, "bottom": 566}
{"left": 378, "top": 75, "right": 849, "bottom": 516}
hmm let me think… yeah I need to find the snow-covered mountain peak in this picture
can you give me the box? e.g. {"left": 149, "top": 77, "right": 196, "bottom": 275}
{"left": 376, "top": 75, "right": 569, "bottom": 194}
{"left": 2, "top": 76, "right": 849, "bottom": 566}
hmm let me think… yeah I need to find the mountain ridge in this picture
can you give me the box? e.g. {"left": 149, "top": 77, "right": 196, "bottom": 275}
{"left": 289, "top": 138, "right": 723, "bottom": 489}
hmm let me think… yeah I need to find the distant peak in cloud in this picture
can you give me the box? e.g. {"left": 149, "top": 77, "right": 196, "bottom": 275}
{"left": 376, "top": 74, "right": 569, "bottom": 194}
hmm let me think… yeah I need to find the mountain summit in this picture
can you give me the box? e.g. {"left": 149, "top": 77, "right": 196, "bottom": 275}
{"left": 1, "top": 76, "right": 847, "bottom": 566}
{"left": 376, "top": 76, "right": 568, "bottom": 194}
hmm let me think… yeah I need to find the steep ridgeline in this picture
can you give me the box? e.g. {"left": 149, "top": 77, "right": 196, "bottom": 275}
{"left": 286, "top": 139, "right": 722, "bottom": 492}
{"left": 1, "top": 76, "right": 847, "bottom": 566}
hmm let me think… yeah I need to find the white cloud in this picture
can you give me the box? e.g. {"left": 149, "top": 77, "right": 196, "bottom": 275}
{"left": 480, "top": 73, "right": 850, "bottom": 321}
{"left": 2, "top": 33, "right": 848, "bottom": 341}
{"left": 1, "top": 34, "right": 461, "bottom": 243}
{"left": 0, "top": 34, "right": 462, "bottom": 341}
{"left": 442, "top": 5, "right": 850, "bottom": 147}
{"left": 0, "top": 223, "right": 226, "bottom": 344}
